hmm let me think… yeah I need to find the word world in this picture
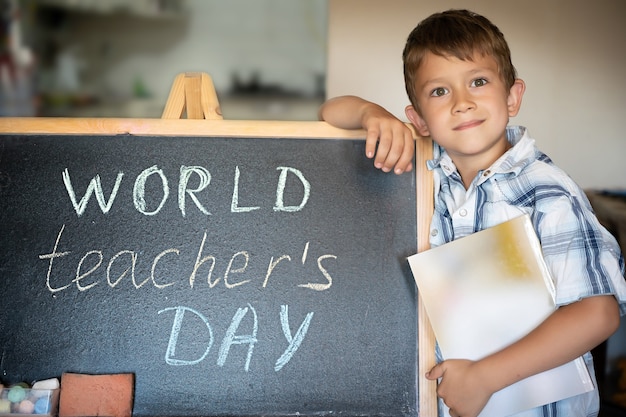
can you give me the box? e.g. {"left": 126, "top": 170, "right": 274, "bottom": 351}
{"left": 62, "top": 165, "right": 311, "bottom": 217}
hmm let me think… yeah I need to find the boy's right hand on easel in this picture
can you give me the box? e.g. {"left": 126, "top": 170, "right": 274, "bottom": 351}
{"left": 361, "top": 103, "right": 415, "bottom": 174}
{"left": 319, "top": 96, "right": 415, "bottom": 175}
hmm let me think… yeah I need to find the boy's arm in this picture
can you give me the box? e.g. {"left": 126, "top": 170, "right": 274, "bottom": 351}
{"left": 427, "top": 294, "right": 620, "bottom": 417}
{"left": 318, "top": 96, "right": 415, "bottom": 174}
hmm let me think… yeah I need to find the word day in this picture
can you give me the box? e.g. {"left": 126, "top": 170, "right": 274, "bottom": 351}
{"left": 62, "top": 165, "right": 311, "bottom": 217}
{"left": 39, "top": 224, "right": 337, "bottom": 293}
{"left": 159, "top": 304, "right": 313, "bottom": 372}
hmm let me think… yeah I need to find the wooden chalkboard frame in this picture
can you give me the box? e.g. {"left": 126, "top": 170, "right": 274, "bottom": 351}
{"left": 0, "top": 116, "right": 436, "bottom": 416}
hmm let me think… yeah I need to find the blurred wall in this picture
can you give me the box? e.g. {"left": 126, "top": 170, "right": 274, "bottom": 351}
{"left": 326, "top": 0, "right": 626, "bottom": 190}
{"left": 29, "top": 0, "right": 327, "bottom": 100}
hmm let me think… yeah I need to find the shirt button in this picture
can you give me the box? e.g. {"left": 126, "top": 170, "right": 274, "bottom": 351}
{"left": 442, "top": 164, "right": 451, "bottom": 172}
{"left": 483, "top": 169, "right": 491, "bottom": 176}
{"left": 459, "top": 209, "right": 468, "bottom": 217}
{"left": 431, "top": 229, "right": 439, "bottom": 237}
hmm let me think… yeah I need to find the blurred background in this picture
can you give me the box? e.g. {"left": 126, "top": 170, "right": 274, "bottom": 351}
{"left": 0, "top": 0, "right": 327, "bottom": 120}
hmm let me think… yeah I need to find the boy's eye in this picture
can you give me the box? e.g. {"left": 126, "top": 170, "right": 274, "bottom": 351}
{"left": 430, "top": 87, "right": 448, "bottom": 97}
{"left": 471, "top": 78, "right": 488, "bottom": 87}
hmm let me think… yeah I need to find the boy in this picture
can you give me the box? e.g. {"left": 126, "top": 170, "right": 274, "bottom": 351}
{"left": 319, "top": 9, "right": 626, "bottom": 417}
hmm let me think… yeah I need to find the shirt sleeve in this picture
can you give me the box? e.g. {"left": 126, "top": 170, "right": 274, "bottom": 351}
{"left": 535, "top": 189, "right": 626, "bottom": 315}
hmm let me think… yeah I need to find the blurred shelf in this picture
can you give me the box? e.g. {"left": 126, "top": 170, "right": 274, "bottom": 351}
{"left": 34, "top": 0, "right": 188, "bottom": 19}
{"left": 220, "top": 96, "right": 323, "bottom": 121}
{"left": 40, "top": 96, "right": 324, "bottom": 121}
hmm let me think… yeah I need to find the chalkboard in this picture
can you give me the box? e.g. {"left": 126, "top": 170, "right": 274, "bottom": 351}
{"left": 0, "top": 120, "right": 423, "bottom": 417}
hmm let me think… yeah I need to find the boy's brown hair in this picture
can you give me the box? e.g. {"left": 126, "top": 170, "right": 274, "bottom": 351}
{"left": 402, "top": 9, "right": 517, "bottom": 108}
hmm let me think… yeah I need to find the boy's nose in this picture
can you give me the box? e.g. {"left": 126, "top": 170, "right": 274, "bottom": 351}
{"left": 452, "top": 91, "right": 476, "bottom": 113}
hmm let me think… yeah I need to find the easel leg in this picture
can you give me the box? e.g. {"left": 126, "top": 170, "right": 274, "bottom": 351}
{"left": 162, "top": 72, "right": 223, "bottom": 120}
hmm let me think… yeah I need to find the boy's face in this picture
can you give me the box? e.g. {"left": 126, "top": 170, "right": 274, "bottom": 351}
{"left": 406, "top": 52, "right": 524, "bottom": 172}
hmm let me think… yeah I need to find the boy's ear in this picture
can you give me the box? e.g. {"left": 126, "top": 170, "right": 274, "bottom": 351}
{"left": 507, "top": 79, "right": 526, "bottom": 117}
{"left": 405, "top": 105, "right": 430, "bottom": 137}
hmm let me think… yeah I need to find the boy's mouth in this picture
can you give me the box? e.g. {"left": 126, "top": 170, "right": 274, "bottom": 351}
{"left": 454, "top": 119, "right": 484, "bottom": 131}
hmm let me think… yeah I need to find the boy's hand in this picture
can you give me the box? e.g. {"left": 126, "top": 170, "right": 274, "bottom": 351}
{"left": 318, "top": 96, "right": 415, "bottom": 175}
{"left": 361, "top": 105, "right": 415, "bottom": 175}
{"left": 426, "top": 359, "right": 492, "bottom": 417}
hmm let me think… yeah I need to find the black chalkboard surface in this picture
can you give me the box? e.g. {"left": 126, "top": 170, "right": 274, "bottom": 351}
{"left": 0, "top": 127, "right": 419, "bottom": 416}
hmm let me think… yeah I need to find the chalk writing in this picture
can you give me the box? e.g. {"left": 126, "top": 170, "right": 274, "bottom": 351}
{"left": 273, "top": 167, "right": 310, "bottom": 212}
{"left": 179, "top": 165, "right": 212, "bottom": 216}
{"left": 159, "top": 306, "right": 213, "bottom": 366}
{"left": 275, "top": 304, "right": 314, "bottom": 371}
{"left": 39, "top": 225, "right": 337, "bottom": 293}
{"left": 158, "top": 304, "right": 313, "bottom": 371}
{"left": 62, "top": 168, "right": 123, "bottom": 216}
{"left": 133, "top": 165, "right": 169, "bottom": 216}
{"left": 43, "top": 160, "right": 327, "bottom": 375}
{"left": 217, "top": 304, "right": 258, "bottom": 371}
{"left": 62, "top": 165, "right": 310, "bottom": 217}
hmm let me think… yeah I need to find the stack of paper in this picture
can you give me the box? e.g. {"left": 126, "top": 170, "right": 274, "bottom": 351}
{"left": 408, "top": 214, "right": 594, "bottom": 417}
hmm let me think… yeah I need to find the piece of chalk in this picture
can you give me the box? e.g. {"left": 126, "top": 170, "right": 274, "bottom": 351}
{"left": 18, "top": 399, "right": 35, "bottom": 414}
{"left": 0, "top": 399, "right": 11, "bottom": 413}
{"left": 34, "top": 396, "right": 51, "bottom": 414}
{"left": 8, "top": 385, "right": 26, "bottom": 403}
{"left": 32, "top": 378, "right": 60, "bottom": 390}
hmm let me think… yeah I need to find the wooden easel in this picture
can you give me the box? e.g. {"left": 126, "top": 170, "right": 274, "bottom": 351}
{"left": 161, "top": 72, "right": 223, "bottom": 120}
{"left": 160, "top": 71, "right": 438, "bottom": 416}
{"left": 415, "top": 135, "right": 438, "bottom": 417}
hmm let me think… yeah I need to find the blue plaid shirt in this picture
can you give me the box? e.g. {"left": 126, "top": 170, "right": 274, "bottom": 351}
{"left": 428, "top": 126, "right": 626, "bottom": 417}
